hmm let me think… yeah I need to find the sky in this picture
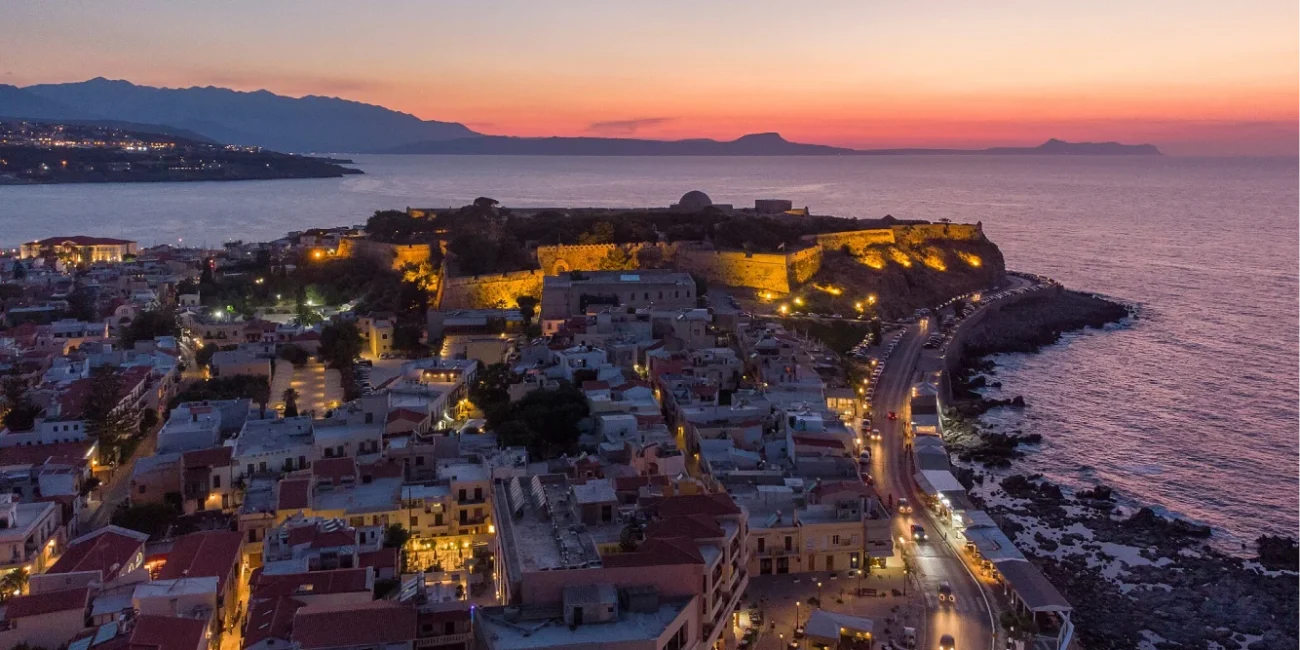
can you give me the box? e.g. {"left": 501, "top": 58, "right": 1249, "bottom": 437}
{"left": 1, "top": 0, "right": 1296, "bottom": 155}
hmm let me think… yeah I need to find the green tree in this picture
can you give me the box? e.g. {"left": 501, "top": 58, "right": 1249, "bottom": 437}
{"left": 492, "top": 383, "right": 589, "bottom": 458}
{"left": 65, "top": 284, "right": 98, "bottom": 322}
{"left": 319, "top": 321, "right": 363, "bottom": 369}
{"left": 84, "top": 367, "right": 134, "bottom": 464}
{"left": 597, "top": 246, "right": 636, "bottom": 271}
{"left": 121, "top": 307, "right": 180, "bottom": 347}
{"left": 0, "top": 567, "right": 29, "bottom": 601}
{"left": 279, "top": 343, "right": 310, "bottom": 367}
{"left": 392, "top": 324, "right": 425, "bottom": 354}
{"left": 515, "top": 296, "right": 537, "bottom": 327}
{"left": 1, "top": 377, "right": 39, "bottom": 432}
{"left": 282, "top": 388, "right": 300, "bottom": 418}
{"left": 138, "top": 408, "right": 159, "bottom": 435}
{"left": 999, "top": 610, "right": 1039, "bottom": 642}
{"left": 384, "top": 523, "right": 411, "bottom": 549}
{"left": 579, "top": 221, "right": 616, "bottom": 244}
{"left": 469, "top": 363, "right": 515, "bottom": 423}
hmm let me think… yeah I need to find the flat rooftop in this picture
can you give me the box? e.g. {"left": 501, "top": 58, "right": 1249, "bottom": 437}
{"left": 495, "top": 475, "right": 616, "bottom": 576}
{"left": 476, "top": 596, "right": 695, "bottom": 650}
{"left": 312, "top": 477, "right": 402, "bottom": 515}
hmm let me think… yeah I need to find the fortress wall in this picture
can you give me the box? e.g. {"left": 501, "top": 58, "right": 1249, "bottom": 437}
{"left": 674, "top": 249, "right": 793, "bottom": 294}
{"left": 438, "top": 269, "right": 544, "bottom": 309}
{"left": 890, "top": 223, "right": 982, "bottom": 245}
{"left": 811, "top": 229, "right": 897, "bottom": 252}
{"left": 337, "top": 238, "right": 433, "bottom": 270}
{"left": 537, "top": 243, "right": 666, "bottom": 275}
{"left": 786, "top": 246, "right": 824, "bottom": 286}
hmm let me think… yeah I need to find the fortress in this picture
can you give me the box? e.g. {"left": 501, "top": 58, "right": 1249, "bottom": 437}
{"left": 343, "top": 191, "right": 987, "bottom": 309}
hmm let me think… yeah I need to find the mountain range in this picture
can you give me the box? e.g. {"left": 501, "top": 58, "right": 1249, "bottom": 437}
{"left": 0, "top": 78, "right": 1161, "bottom": 156}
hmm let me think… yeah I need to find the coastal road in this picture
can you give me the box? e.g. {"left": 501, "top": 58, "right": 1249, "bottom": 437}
{"left": 868, "top": 316, "right": 995, "bottom": 650}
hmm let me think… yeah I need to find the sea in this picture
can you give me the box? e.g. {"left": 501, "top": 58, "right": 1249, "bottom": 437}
{"left": 2, "top": 154, "right": 1297, "bottom": 544}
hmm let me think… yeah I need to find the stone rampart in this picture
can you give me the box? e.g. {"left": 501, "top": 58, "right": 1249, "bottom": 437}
{"left": 891, "top": 223, "right": 981, "bottom": 246}
{"left": 337, "top": 238, "right": 433, "bottom": 270}
{"left": 809, "top": 228, "right": 897, "bottom": 252}
{"left": 674, "top": 247, "right": 795, "bottom": 294}
{"left": 438, "top": 269, "right": 544, "bottom": 309}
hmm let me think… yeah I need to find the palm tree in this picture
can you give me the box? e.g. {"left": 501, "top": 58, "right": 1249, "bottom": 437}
{"left": 1, "top": 567, "right": 29, "bottom": 601}
{"left": 282, "top": 388, "right": 300, "bottom": 418}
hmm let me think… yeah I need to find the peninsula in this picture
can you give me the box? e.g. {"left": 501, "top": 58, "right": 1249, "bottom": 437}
{"left": 0, "top": 119, "right": 362, "bottom": 184}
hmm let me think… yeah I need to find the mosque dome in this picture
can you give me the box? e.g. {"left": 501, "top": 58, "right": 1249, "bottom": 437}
{"left": 677, "top": 190, "right": 713, "bottom": 210}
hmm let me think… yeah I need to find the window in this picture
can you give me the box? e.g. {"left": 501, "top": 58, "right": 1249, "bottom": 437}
{"left": 658, "top": 291, "right": 663, "bottom": 299}
{"left": 473, "top": 487, "right": 482, "bottom": 501}
{"left": 365, "top": 413, "right": 374, "bottom": 424}
{"left": 415, "top": 456, "right": 425, "bottom": 466}
{"left": 784, "top": 536, "right": 793, "bottom": 551}
{"left": 213, "top": 475, "right": 222, "bottom": 489}
{"left": 832, "top": 534, "right": 840, "bottom": 545}
{"left": 137, "top": 485, "right": 145, "bottom": 495}
{"left": 757, "top": 538, "right": 765, "bottom": 552}
{"left": 410, "top": 516, "right": 419, "bottom": 527}
{"left": 458, "top": 489, "right": 467, "bottom": 501}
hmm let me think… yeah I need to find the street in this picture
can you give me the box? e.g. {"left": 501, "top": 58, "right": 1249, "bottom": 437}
{"left": 869, "top": 317, "right": 995, "bottom": 650}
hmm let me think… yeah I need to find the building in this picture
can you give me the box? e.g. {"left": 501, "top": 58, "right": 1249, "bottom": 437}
{"left": 540, "top": 271, "right": 697, "bottom": 334}
{"left": 0, "top": 494, "right": 64, "bottom": 579}
{"left": 210, "top": 348, "right": 271, "bottom": 378}
{"left": 155, "top": 530, "right": 244, "bottom": 642}
{"left": 20, "top": 236, "right": 139, "bottom": 263}
{"left": 0, "top": 586, "right": 91, "bottom": 650}
{"left": 33, "top": 525, "right": 148, "bottom": 593}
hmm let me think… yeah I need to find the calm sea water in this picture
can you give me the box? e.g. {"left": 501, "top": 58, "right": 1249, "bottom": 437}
{"left": 3, "top": 154, "right": 1297, "bottom": 542}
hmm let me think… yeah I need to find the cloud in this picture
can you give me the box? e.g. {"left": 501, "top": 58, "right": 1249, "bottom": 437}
{"left": 587, "top": 117, "right": 675, "bottom": 135}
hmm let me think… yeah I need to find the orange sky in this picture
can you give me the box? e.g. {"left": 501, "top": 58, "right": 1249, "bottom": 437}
{"left": 3, "top": 1, "right": 1296, "bottom": 154}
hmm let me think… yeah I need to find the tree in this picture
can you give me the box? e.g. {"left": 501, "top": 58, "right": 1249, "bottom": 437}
{"left": 0, "top": 567, "right": 28, "bottom": 601}
{"left": 1, "top": 377, "right": 39, "bottom": 432}
{"left": 999, "top": 610, "right": 1039, "bottom": 642}
{"left": 65, "top": 285, "right": 98, "bottom": 322}
{"left": 470, "top": 363, "right": 515, "bottom": 423}
{"left": 111, "top": 502, "right": 180, "bottom": 538}
{"left": 515, "top": 296, "right": 537, "bottom": 327}
{"left": 392, "top": 324, "right": 425, "bottom": 354}
{"left": 492, "top": 383, "right": 589, "bottom": 458}
{"left": 121, "top": 307, "right": 180, "bottom": 347}
{"left": 11, "top": 261, "right": 25, "bottom": 281}
{"left": 84, "top": 367, "right": 134, "bottom": 464}
{"left": 279, "top": 343, "right": 310, "bottom": 367}
{"left": 383, "top": 523, "right": 411, "bottom": 549}
{"left": 597, "top": 246, "right": 636, "bottom": 271}
{"left": 138, "top": 408, "right": 159, "bottom": 435}
{"left": 282, "top": 388, "right": 300, "bottom": 418}
{"left": 472, "top": 197, "right": 499, "bottom": 210}
{"left": 579, "top": 221, "right": 616, "bottom": 245}
{"left": 319, "top": 321, "right": 363, "bottom": 369}
{"left": 635, "top": 245, "right": 664, "bottom": 269}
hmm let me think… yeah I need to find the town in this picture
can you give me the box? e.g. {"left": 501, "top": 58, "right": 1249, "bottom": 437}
{"left": 0, "top": 196, "right": 1071, "bottom": 650}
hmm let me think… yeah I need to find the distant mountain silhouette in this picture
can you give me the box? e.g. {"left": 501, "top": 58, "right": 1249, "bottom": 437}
{"left": 5, "top": 78, "right": 477, "bottom": 153}
{"left": 389, "top": 133, "right": 1161, "bottom": 156}
{"left": 385, "top": 132, "right": 856, "bottom": 155}
{"left": 1, "top": 79, "right": 1161, "bottom": 156}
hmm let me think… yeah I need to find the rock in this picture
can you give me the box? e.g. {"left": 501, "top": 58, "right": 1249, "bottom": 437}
{"left": 1010, "top": 395, "right": 1026, "bottom": 407}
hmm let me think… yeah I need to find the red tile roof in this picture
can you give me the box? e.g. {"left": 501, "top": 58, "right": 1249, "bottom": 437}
{"left": 645, "top": 492, "right": 740, "bottom": 517}
{"left": 0, "top": 440, "right": 94, "bottom": 467}
{"left": 243, "top": 597, "right": 305, "bottom": 648}
{"left": 311, "top": 457, "right": 357, "bottom": 485}
{"left": 156, "top": 530, "right": 242, "bottom": 593}
{"left": 30, "top": 236, "right": 134, "bottom": 246}
{"left": 358, "top": 548, "right": 399, "bottom": 571}
{"left": 181, "top": 446, "right": 233, "bottom": 469}
{"left": 276, "top": 477, "right": 312, "bottom": 512}
{"left": 386, "top": 408, "right": 426, "bottom": 424}
{"left": 4, "top": 586, "right": 88, "bottom": 619}
{"left": 128, "top": 614, "right": 207, "bottom": 650}
{"left": 254, "top": 568, "right": 372, "bottom": 600}
{"left": 57, "top": 378, "right": 94, "bottom": 420}
{"left": 645, "top": 514, "right": 725, "bottom": 541}
{"left": 292, "top": 600, "right": 417, "bottom": 649}
{"left": 603, "top": 537, "right": 704, "bottom": 568}
{"left": 581, "top": 380, "right": 610, "bottom": 391}
{"left": 612, "top": 475, "right": 670, "bottom": 493}
{"left": 47, "top": 526, "right": 147, "bottom": 580}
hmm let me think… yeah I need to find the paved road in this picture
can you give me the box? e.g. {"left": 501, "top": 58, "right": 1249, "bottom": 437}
{"left": 85, "top": 422, "right": 159, "bottom": 531}
{"left": 868, "top": 316, "right": 995, "bottom": 650}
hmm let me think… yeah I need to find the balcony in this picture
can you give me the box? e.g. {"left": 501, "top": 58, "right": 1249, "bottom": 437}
{"left": 414, "top": 632, "right": 472, "bottom": 648}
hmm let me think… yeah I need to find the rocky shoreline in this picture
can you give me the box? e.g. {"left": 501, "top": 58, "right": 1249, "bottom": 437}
{"left": 944, "top": 288, "right": 1298, "bottom": 650}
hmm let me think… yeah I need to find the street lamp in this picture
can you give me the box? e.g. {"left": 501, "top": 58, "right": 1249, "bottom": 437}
{"left": 794, "top": 601, "right": 800, "bottom": 630}
{"left": 817, "top": 581, "right": 823, "bottom": 606}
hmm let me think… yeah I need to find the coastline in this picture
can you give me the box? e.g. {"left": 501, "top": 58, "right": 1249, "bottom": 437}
{"left": 944, "top": 288, "right": 1298, "bottom": 650}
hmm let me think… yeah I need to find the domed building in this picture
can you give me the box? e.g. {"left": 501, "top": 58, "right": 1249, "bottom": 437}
{"left": 672, "top": 190, "right": 713, "bottom": 211}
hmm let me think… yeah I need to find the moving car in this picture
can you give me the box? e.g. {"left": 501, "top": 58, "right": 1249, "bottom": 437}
{"left": 897, "top": 497, "right": 912, "bottom": 513}
{"left": 870, "top": 429, "right": 882, "bottom": 441}
{"left": 938, "top": 582, "right": 954, "bottom": 605}
{"left": 888, "top": 411, "right": 898, "bottom": 420}
{"left": 939, "top": 634, "right": 956, "bottom": 650}
{"left": 911, "top": 524, "right": 927, "bottom": 541}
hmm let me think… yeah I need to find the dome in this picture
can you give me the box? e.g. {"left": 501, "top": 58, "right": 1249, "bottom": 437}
{"left": 677, "top": 190, "right": 713, "bottom": 210}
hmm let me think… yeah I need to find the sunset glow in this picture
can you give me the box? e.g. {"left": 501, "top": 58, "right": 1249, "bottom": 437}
{"left": 2, "top": 0, "right": 1295, "bottom": 154}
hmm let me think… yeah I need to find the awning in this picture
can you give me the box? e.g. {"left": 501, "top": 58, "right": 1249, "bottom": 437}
{"left": 964, "top": 526, "right": 1025, "bottom": 563}
{"left": 914, "top": 469, "right": 965, "bottom": 496}
{"left": 804, "top": 610, "right": 874, "bottom": 641}
{"left": 993, "top": 558, "right": 1072, "bottom": 613}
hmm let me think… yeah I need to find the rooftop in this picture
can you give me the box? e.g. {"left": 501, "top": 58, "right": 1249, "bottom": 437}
{"left": 47, "top": 525, "right": 147, "bottom": 580}
{"left": 292, "top": 600, "right": 417, "bottom": 650}
{"left": 155, "top": 530, "right": 242, "bottom": 593}
{"left": 476, "top": 595, "right": 695, "bottom": 650}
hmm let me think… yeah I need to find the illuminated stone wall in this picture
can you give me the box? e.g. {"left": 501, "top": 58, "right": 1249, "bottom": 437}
{"left": 890, "top": 223, "right": 982, "bottom": 245}
{"left": 337, "top": 238, "right": 434, "bottom": 270}
{"left": 537, "top": 243, "right": 663, "bottom": 275}
{"left": 810, "top": 228, "right": 897, "bottom": 253}
{"left": 438, "top": 269, "right": 544, "bottom": 309}
{"left": 673, "top": 247, "right": 796, "bottom": 293}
